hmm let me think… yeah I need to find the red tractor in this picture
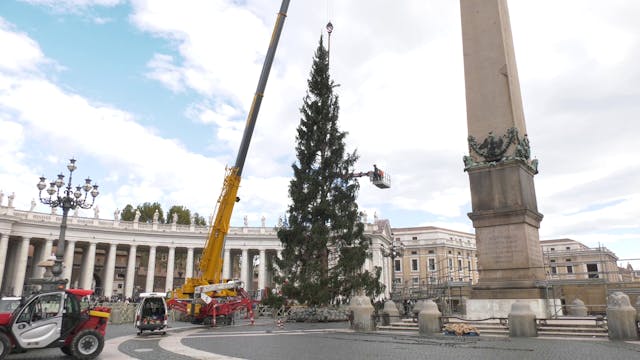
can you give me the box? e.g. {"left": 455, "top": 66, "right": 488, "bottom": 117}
{"left": 0, "top": 288, "right": 110, "bottom": 360}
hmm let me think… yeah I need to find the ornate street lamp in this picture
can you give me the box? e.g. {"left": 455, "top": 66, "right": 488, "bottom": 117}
{"left": 37, "top": 158, "right": 99, "bottom": 285}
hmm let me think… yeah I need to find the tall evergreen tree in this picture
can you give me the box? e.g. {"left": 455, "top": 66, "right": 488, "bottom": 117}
{"left": 275, "top": 37, "right": 382, "bottom": 306}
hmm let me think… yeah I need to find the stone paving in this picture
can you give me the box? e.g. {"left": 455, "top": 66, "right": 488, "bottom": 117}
{"left": 5, "top": 319, "right": 640, "bottom": 359}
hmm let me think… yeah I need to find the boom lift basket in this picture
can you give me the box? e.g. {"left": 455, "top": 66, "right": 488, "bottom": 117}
{"left": 371, "top": 172, "right": 391, "bottom": 189}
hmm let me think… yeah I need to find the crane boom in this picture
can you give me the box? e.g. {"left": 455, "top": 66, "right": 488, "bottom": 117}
{"left": 178, "top": 0, "right": 290, "bottom": 296}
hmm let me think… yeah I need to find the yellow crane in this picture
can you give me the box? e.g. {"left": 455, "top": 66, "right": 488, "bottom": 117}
{"left": 169, "top": 0, "right": 291, "bottom": 306}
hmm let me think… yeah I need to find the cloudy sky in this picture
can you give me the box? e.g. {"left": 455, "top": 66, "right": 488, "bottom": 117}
{"left": 1, "top": 0, "right": 638, "bottom": 267}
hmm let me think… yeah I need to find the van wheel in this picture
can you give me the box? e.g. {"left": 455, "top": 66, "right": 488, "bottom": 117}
{"left": 0, "top": 332, "right": 11, "bottom": 359}
{"left": 71, "top": 330, "right": 104, "bottom": 360}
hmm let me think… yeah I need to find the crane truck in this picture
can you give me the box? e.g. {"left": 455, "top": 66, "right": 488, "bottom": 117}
{"left": 166, "top": 0, "right": 291, "bottom": 326}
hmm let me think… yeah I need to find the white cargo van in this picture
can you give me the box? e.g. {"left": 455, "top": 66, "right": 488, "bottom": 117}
{"left": 135, "top": 292, "right": 168, "bottom": 335}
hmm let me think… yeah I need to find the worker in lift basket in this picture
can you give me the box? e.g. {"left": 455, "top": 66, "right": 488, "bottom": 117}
{"left": 373, "top": 164, "right": 383, "bottom": 181}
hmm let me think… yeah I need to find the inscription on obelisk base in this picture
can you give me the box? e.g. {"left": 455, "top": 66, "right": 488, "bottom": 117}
{"left": 460, "top": 0, "right": 560, "bottom": 319}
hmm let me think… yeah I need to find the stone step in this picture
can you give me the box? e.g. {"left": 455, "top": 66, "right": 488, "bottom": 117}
{"left": 380, "top": 319, "right": 610, "bottom": 339}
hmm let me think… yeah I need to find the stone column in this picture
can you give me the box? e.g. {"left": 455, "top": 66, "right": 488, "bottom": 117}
{"left": 241, "top": 248, "right": 249, "bottom": 290}
{"left": 460, "top": 0, "right": 547, "bottom": 316}
{"left": 145, "top": 246, "right": 157, "bottom": 292}
{"left": 508, "top": 302, "right": 537, "bottom": 337}
{"left": 103, "top": 244, "right": 117, "bottom": 299}
{"left": 223, "top": 248, "right": 231, "bottom": 280}
{"left": 125, "top": 244, "right": 137, "bottom": 299}
{"left": 31, "top": 240, "right": 45, "bottom": 279}
{"left": 63, "top": 241, "right": 76, "bottom": 285}
{"left": 258, "top": 249, "right": 266, "bottom": 291}
{"left": 418, "top": 300, "right": 442, "bottom": 335}
{"left": 186, "top": 247, "right": 194, "bottom": 278}
{"left": 0, "top": 234, "right": 8, "bottom": 291}
{"left": 13, "top": 237, "right": 31, "bottom": 296}
{"left": 607, "top": 292, "right": 638, "bottom": 340}
{"left": 80, "top": 243, "right": 97, "bottom": 290}
{"left": 350, "top": 295, "right": 375, "bottom": 332}
{"left": 165, "top": 246, "right": 175, "bottom": 292}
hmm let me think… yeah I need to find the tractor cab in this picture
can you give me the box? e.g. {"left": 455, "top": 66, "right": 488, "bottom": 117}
{"left": 0, "top": 288, "right": 110, "bottom": 360}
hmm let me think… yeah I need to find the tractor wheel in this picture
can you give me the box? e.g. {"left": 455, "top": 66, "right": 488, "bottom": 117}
{"left": 70, "top": 329, "right": 104, "bottom": 360}
{"left": 0, "top": 332, "right": 11, "bottom": 359}
{"left": 60, "top": 345, "right": 73, "bottom": 355}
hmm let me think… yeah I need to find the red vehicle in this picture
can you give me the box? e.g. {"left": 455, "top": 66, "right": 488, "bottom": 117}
{"left": 0, "top": 288, "right": 110, "bottom": 360}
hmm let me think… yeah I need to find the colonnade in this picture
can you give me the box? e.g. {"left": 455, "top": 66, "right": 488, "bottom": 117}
{"left": 0, "top": 237, "right": 280, "bottom": 299}
{"left": 0, "top": 203, "right": 393, "bottom": 299}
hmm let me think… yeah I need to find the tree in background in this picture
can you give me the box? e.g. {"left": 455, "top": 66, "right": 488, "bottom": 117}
{"left": 120, "top": 203, "right": 207, "bottom": 226}
{"left": 167, "top": 205, "right": 192, "bottom": 224}
{"left": 137, "top": 202, "right": 164, "bottom": 223}
{"left": 274, "top": 37, "right": 382, "bottom": 306}
{"left": 192, "top": 212, "right": 207, "bottom": 226}
{"left": 121, "top": 204, "right": 136, "bottom": 221}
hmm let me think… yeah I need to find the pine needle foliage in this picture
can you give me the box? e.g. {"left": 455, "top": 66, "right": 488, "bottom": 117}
{"left": 274, "top": 37, "right": 382, "bottom": 306}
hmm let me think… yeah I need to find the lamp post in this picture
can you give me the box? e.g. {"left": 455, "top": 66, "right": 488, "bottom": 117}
{"left": 37, "top": 158, "right": 99, "bottom": 285}
{"left": 382, "top": 239, "right": 404, "bottom": 300}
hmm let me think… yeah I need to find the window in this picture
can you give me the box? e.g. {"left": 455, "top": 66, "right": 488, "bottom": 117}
{"left": 428, "top": 258, "right": 435, "bottom": 271}
{"left": 429, "top": 276, "right": 436, "bottom": 284}
{"left": 448, "top": 258, "right": 453, "bottom": 270}
{"left": 411, "top": 259, "right": 418, "bottom": 272}
{"left": 412, "top": 277, "right": 419, "bottom": 286}
{"left": 467, "top": 260, "right": 471, "bottom": 271}
{"left": 428, "top": 250, "right": 434, "bottom": 254}
{"left": 410, "top": 250, "right": 417, "bottom": 255}
{"left": 565, "top": 247, "right": 570, "bottom": 250}
{"left": 587, "top": 263, "right": 599, "bottom": 278}
{"left": 457, "top": 259, "right": 463, "bottom": 271}
{"left": 394, "top": 259, "right": 401, "bottom": 272}
{"left": 412, "top": 236, "right": 418, "bottom": 240}
{"left": 551, "top": 266, "right": 557, "bottom": 275}
{"left": 550, "top": 248, "right": 555, "bottom": 251}
{"left": 567, "top": 265, "right": 573, "bottom": 274}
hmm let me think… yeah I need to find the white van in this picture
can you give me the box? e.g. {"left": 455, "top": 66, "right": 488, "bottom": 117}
{"left": 135, "top": 292, "right": 168, "bottom": 335}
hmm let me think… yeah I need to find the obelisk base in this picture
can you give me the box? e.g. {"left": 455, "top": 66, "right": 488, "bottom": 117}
{"left": 466, "top": 284, "right": 561, "bottom": 319}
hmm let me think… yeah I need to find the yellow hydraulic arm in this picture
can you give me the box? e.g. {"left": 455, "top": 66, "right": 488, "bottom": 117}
{"left": 175, "top": 0, "right": 290, "bottom": 298}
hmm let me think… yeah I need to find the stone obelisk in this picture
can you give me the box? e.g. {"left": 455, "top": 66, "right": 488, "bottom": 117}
{"left": 460, "top": 0, "right": 550, "bottom": 318}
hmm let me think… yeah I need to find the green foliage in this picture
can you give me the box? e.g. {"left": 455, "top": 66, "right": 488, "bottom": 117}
{"left": 261, "top": 293, "right": 286, "bottom": 309}
{"left": 120, "top": 204, "right": 136, "bottom": 221}
{"left": 167, "top": 205, "right": 191, "bottom": 225}
{"left": 119, "top": 203, "right": 206, "bottom": 225}
{"left": 137, "top": 202, "right": 164, "bottom": 223}
{"left": 192, "top": 212, "right": 207, "bottom": 226}
{"left": 275, "top": 37, "right": 382, "bottom": 306}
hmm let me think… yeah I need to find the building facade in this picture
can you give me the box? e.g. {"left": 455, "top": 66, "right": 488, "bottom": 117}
{"left": 389, "top": 226, "right": 479, "bottom": 301}
{"left": 541, "top": 239, "right": 622, "bottom": 282}
{"left": 0, "top": 201, "right": 394, "bottom": 299}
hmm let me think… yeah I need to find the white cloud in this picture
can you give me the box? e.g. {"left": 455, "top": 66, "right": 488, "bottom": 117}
{"left": 0, "top": 19, "right": 47, "bottom": 73}
{"left": 145, "top": 53, "right": 185, "bottom": 92}
{"left": 1, "top": 0, "right": 639, "bottom": 263}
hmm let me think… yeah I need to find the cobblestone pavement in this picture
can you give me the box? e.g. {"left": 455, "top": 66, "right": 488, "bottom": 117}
{"left": 5, "top": 319, "right": 640, "bottom": 359}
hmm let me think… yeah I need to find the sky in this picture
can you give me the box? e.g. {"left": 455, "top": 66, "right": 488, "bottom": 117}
{"left": 0, "top": 1, "right": 638, "bottom": 268}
